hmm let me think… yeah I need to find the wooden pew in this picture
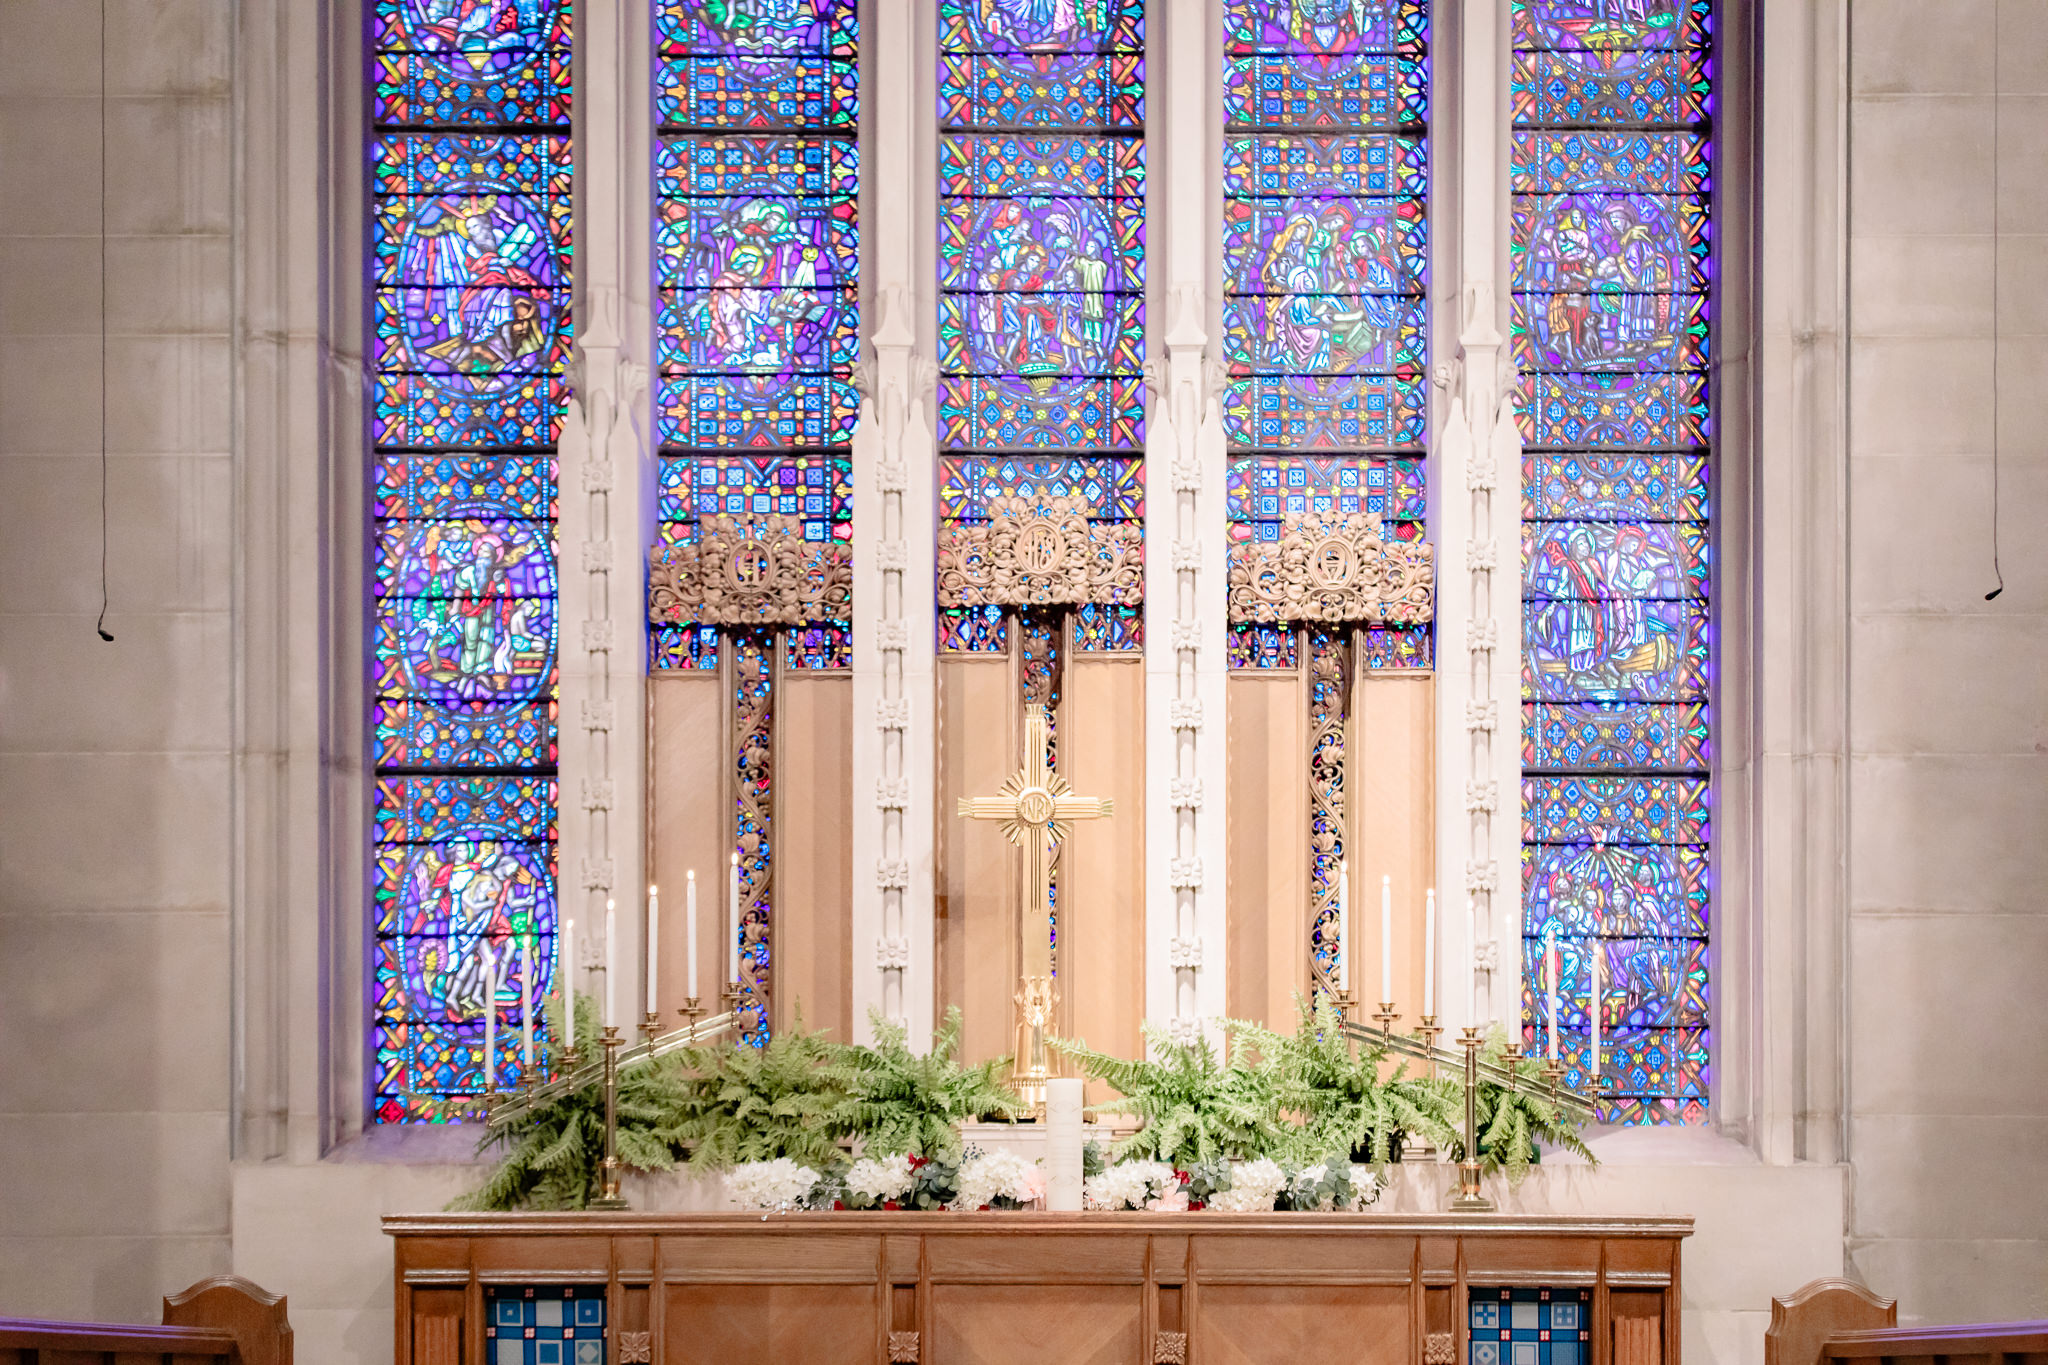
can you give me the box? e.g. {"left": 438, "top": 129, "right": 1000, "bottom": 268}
{"left": 0, "top": 1275, "right": 290, "bottom": 1365}
{"left": 1768, "top": 1277, "right": 2047, "bottom": 1365}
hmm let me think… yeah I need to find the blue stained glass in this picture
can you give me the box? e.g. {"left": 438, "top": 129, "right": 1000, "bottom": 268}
{"left": 484, "top": 1285, "right": 606, "bottom": 1365}
{"left": 370, "top": 0, "right": 567, "bottom": 1123}
{"left": 1225, "top": 3, "right": 1431, "bottom": 673}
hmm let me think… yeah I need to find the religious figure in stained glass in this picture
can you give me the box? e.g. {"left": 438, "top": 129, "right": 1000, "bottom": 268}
{"left": 370, "top": 0, "right": 568, "bottom": 1121}
{"left": 1514, "top": 0, "right": 1713, "bottom": 1124}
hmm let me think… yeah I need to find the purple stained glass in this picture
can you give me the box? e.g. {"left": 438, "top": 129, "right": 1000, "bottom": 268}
{"left": 650, "top": 622, "right": 721, "bottom": 670}
{"left": 1229, "top": 623, "right": 1299, "bottom": 669}
{"left": 1522, "top": 452, "right": 1708, "bottom": 522}
{"left": 655, "top": 0, "right": 858, "bottom": 130}
{"left": 1523, "top": 838, "right": 1710, "bottom": 941}
{"left": 1225, "top": 1, "right": 1432, "bottom": 676}
{"left": 940, "top": 454, "right": 1144, "bottom": 521}
{"left": 786, "top": 624, "right": 852, "bottom": 669}
{"left": 370, "top": 0, "right": 567, "bottom": 1123}
{"left": 939, "top": 604, "right": 1008, "bottom": 653}
{"left": 1523, "top": 598, "right": 1707, "bottom": 702}
{"left": 1520, "top": 774, "right": 1710, "bottom": 846}
{"left": 1522, "top": 700, "right": 1709, "bottom": 770}
{"left": 1523, "top": 520, "right": 1708, "bottom": 600}
{"left": 1073, "top": 602, "right": 1142, "bottom": 652}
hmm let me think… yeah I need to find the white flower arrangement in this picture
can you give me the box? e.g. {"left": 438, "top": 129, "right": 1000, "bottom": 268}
{"left": 1206, "top": 1158, "right": 1287, "bottom": 1213}
{"left": 844, "top": 1153, "right": 917, "bottom": 1206}
{"left": 951, "top": 1149, "right": 1046, "bottom": 1211}
{"left": 1346, "top": 1164, "right": 1383, "bottom": 1210}
{"left": 1083, "top": 1160, "right": 1184, "bottom": 1211}
{"left": 728, "top": 1158, "right": 823, "bottom": 1210}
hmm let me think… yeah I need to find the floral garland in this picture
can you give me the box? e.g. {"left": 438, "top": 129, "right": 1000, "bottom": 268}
{"left": 729, "top": 1147, "right": 1382, "bottom": 1215}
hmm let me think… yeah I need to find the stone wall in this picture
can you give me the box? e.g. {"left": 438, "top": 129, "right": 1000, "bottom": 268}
{"left": 1845, "top": 0, "right": 2048, "bottom": 1322}
{"left": 0, "top": 0, "right": 235, "bottom": 1320}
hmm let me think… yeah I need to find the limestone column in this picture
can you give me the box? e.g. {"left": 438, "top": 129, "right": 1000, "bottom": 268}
{"left": 850, "top": 0, "right": 937, "bottom": 1043}
{"left": 1143, "top": 2, "right": 1229, "bottom": 1044}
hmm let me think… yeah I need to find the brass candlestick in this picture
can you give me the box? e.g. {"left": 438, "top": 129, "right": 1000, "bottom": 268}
{"left": 588, "top": 1025, "right": 629, "bottom": 1210}
{"left": 1414, "top": 1014, "right": 1442, "bottom": 1077}
{"left": 1450, "top": 1026, "right": 1494, "bottom": 1213}
{"left": 641, "top": 1011, "right": 662, "bottom": 1044}
{"left": 677, "top": 995, "right": 704, "bottom": 1024}
{"left": 1371, "top": 1001, "right": 1399, "bottom": 1046}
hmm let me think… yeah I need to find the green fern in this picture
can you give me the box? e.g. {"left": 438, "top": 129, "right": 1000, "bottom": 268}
{"left": 659, "top": 1016, "right": 854, "bottom": 1171}
{"left": 450, "top": 990, "right": 687, "bottom": 1211}
{"left": 1229, "top": 996, "right": 1460, "bottom": 1166}
{"left": 1469, "top": 1027, "right": 1594, "bottom": 1185}
{"left": 820, "top": 1007, "right": 1023, "bottom": 1160}
{"left": 1054, "top": 1024, "right": 1277, "bottom": 1167}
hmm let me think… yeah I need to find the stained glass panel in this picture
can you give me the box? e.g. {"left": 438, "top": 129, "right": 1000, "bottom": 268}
{"left": 1515, "top": 0, "right": 1714, "bottom": 1123}
{"left": 371, "top": 0, "right": 567, "bottom": 1122}
{"left": 1224, "top": 1, "right": 1429, "bottom": 669}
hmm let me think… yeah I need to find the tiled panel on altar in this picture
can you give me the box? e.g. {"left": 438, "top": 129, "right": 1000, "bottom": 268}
{"left": 486, "top": 1284, "right": 606, "bottom": 1365}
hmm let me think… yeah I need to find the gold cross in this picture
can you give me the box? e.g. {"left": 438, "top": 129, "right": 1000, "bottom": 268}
{"left": 957, "top": 703, "right": 1113, "bottom": 1091}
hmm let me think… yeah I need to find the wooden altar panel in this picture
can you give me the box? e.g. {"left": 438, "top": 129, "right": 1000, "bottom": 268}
{"left": 387, "top": 1213, "right": 1692, "bottom": 1365}
{"left": 931, "top": 1285, "right": 1144, "bottom": 1365}
{"left": 1226, "top": 672, "right": 1310, "bottom": 1030}
{"left": 1059, "top": 655, "right": 1145, "bottom": 1072}
{"left": 662, "top": 1284, "right": 876, "bottom": 1365}
{"left": 774, "top": 673, "right": 853, "bottom": 1040}
{"left": 936, "top": 655, "right": 1020, "bottom": 1065}
{"left": 1197, "top": 1284, "right": 1411, "bottom": 1365}
{"left": 1352, "top": 671, "right": 1435, "bottom": 1027}
{"left": 651, "top": 675, "right": 726, "bottom": 1019}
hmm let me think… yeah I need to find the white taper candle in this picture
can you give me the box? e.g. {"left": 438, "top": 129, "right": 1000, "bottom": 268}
{"left": 604, "top": 897, "right": 617, "bottom": 1031}
{"left": 479, "top": 940, "right": 497, "bottom": 1092}
{"left": 1379, "top": 872, "right": 1393, "bottom": 1005}
{"left": 1544, "top": 925, "right": 1559, "bottom": 1061}
{"left": 520, "top": 934, "right": 533, "bottom": 1069}
{"left": 728, "top": 852, "right": 742, "bottom": 985}
{"left": 1335, "top": 857, "right": 1350, "bottom": 993}
{"left": 1589, "top": 919, "right": 1603, "bottom": 1079}
{"left": 1466, "top": 896, "right": 1477, "bottom": 1026}
{"left": 645, "top": 884, "right": 660, "bottom": 1019}
{"left": 1423, "top": 890, "right": 1436, "bottom": 1017}
{"left": 685, "top": 870, "right": 699, "bottom": 1002}
{"left": 561, "top": 917, "right": 575, "bottom": 1054}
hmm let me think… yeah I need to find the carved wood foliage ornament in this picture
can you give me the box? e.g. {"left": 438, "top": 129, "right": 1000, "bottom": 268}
{"left": 646, "top": 512, "right": 851, "bottom": 626}
{"left": 936, "top": 494, "right": 1142, "bottom": 609}
{"left": 1226, "top": 511, "right": 1435, "bottom": 626}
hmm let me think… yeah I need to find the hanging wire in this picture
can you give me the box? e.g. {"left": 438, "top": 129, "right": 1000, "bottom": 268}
{"left": 1986, "top": 1, "right": 2005, "bottom": 602}
{"left": 95, "top": 0, "right": 114, "bottom": 642}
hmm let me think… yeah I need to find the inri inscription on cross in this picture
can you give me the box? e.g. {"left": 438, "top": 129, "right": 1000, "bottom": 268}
{"left": 958, "top": 702, "right": 1113, "bottom": 1093}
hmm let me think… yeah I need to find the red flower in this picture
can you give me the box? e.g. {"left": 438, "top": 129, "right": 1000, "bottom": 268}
{"left": 1189, "top": 1200, "right": 1206, "bottom": 1211}
{"left": 883, "top": 1200, "right": 900, "bottom": 1210}
{"left": 907, "top": 1153, "right": 928, "bottom": 1169}
{"left": 832, "top": 1200, "right": 845, "bottom": 1211}
{"left": 1173, "top": 1170, "right": 1189, "bottom": 1184}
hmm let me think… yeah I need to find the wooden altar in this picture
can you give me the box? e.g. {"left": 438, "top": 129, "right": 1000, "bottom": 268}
{"left": 386, "top": 1212, "right": 1688, "bottom": 1365}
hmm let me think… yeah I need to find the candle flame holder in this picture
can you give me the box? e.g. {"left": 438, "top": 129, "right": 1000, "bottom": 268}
{"left": 588, "top": 1026, "right": 630, "bottom": 1210}
{"left": 1449, "top": 1026, "right": 1494, "bottom": 1213}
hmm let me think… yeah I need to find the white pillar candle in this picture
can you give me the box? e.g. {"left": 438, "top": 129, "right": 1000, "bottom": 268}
{"left": 1379, "top": 872, "right": 1393, "bottom": 1005}
{"left": 561, "top": 917, "right": 575, "bottom": 1054}
{"left": 1423, "top": 890, "right": 1436, "bottom": 1017}
{"left": 1465, "top": 896, "right": 1477, "bottom": 1026}
{"left": 604, "top": 897, "right": 617, "bottom": 1032}
{"left": 1589, "top": 922, "right": 1603, "bottom": 1080}
{"left": 1334, "top": 857, "right": 1349, "bottom": 993}
{"left": 728, "top": 852, "right": 742, "bottom": 985}
{"left": 685, "top": 870, "right": 699, "bottom": 1002}
{"left": 1543, "top": 926, "right": 1558, "bottom": 1060}
{"left": 479, "top": 940, "right": 497, "bottom": 1093}
{"left": 1045, "top": 1077, "right": 1085, "bottom": 1211}
{"left": 645, "top": 884, "right": 660, "bottom": 1020}
{"left": 520, "top": 935, "right": 533, "bottom": 1069}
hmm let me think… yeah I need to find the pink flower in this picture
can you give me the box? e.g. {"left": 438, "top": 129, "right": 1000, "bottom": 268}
{"left": 1145, "top": 1190, "right": 1190, "bottom": 1213}
{"left": 1015, "top": 1167, "right": 1048, "bottom": 1204}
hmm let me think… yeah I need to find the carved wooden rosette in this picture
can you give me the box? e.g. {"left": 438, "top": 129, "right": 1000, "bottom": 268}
{"left": 936, "top": 494, "right": 1142, "bottom": 609}
{"left": 646, "top": 512, "right": 851, "bottom": 627}
{"left": 1226, "top": 511, "right": 1435, "bottom": 626}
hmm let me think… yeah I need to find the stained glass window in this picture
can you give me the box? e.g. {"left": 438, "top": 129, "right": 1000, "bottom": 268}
{"left": 1513, "top": 0, "right": 1713, "bottom": 1125}
{"left": 1222, "top": 0, "right": 1431, "bottom": 672}
{"left": 370, "top": 0, "right": 571, "bottom": 1122}
{"left": 936, "top": 0, "right": 1147, "bottom": 654}
{"left": 654, "top": 1, "right": 861, "bottom": 1045}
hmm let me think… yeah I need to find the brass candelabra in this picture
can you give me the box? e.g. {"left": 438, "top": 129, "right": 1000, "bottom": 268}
{"left": 588, "top": 1025, "right": 629, "bottom": 1210}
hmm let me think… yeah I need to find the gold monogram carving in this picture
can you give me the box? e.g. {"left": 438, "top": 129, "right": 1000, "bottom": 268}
{"left": 936, "top": 494, "right": 1142, "bottom": 609}
{"left": 1227, "top": 511, "right": 1435, "bottom": 625}
{"left": 647, "top": 512, "right": 850, "bottom": 626}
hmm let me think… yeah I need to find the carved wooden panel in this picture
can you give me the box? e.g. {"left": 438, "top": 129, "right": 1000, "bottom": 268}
{"left": 930, "top": 1285, "right": 1143, "bottom": 1365}
{"left": 936, "top": 495, "right": 1142, "bottom": 609}
{"left": 648, "top": 513, "right": 851, "bottom": 627}
{"left": 1227, "top": 512, "right": 1435, "bottom": 626}
{"left": 660, "top": 1284, "right": 876, "bottom": 1365}
{"left": 1195, "top": 1285, "right": 1410, "bottom": 1365}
